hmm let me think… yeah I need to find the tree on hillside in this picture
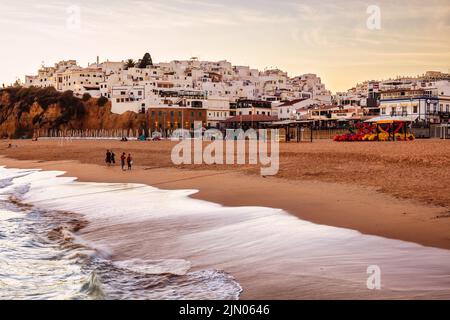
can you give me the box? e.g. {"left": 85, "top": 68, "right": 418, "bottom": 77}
{"left": 124, "top": 59, "right": 136, "bottom": 70}
{"left": 138, "top": 53, "right": 153, "bottom": 68}
{"left": 97, "top": 96, "right": 109, "bottom": 107}
{"left": 82, "top": 93, "right": 92, "bottom": 101}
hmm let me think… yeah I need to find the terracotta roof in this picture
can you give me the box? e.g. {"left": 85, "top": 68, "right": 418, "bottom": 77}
{"left": 223, "top": 115, "right": 278, "bottom": 123}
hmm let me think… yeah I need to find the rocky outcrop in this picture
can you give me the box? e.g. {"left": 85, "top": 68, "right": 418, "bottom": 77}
{"left": 0, "top": 87, "right": 147, "bottom": 139}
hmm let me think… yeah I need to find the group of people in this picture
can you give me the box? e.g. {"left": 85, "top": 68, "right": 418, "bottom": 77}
{"left": 105, "top": 150, "right": 133, "bottom": 171}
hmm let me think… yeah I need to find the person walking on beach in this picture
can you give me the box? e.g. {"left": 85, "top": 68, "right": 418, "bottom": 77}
{"left": 111, "top": 151, "right": 116, "bottom": 165}
{"left": 120, "top": 152, "right": 126, "bottom": 171}
{"left": 127, "top": 153, "right": 133, "bottom": 171}
{"left": 105, "top": 150, "right": 112, "bottom": 166}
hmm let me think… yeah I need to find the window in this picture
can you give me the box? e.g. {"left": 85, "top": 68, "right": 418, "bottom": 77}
{"left": 413, "top": 106, "right": 418, "bottom": 113}
{"left": 381, "top": 108, "right": 386, "bottom": 115}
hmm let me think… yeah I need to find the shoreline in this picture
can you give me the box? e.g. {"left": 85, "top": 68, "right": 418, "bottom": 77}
{"left": 1, "top": 155, "right": 449, "bottom": 251}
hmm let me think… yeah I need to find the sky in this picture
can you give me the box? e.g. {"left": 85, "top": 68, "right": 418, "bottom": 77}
{"left": 0, "top": 0, "right": 449, "bottom": 93}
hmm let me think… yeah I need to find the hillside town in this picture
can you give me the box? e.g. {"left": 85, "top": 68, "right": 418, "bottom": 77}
{"left": 21, "top": 54, "right": 450, "bottom": 133}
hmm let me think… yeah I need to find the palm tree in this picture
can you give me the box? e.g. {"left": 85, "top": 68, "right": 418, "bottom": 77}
{"left": 124, "top": 59, "right": 136, "bottom": 70}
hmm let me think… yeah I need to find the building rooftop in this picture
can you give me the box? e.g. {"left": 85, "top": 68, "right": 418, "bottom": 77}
{"left": 222, "top": 115, "right": 278, "bottom": 123}
{"left": 278, "top": 99, "right": 307, "bottom": 107}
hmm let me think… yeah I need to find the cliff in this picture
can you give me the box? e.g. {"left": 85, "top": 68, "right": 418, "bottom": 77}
{"left": 0, "top": 87, "right": 147, "bottom": 139}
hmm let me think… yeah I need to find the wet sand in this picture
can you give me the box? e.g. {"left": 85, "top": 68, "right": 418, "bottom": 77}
{"left": 2, "top": 139, "right": 450, "bottom": 208}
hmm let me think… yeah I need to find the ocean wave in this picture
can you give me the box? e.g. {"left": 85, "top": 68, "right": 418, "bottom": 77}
{"left": 0, "top": 167, "right": 242, "bottom": 300}
{"left": 3, "top": 166, "right": 450, "bottom": 299}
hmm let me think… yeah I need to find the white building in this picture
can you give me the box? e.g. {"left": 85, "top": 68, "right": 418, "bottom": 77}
{"left": 22, "top": 57, "right": 334, "bottom": 123}
{"left": 25, "top": 60, "right": 78, "bottom": 89}
{"left": 277, "top": 98, "right": 323, "bottom": 120}
{"left": 230, "top": 99, "right": 274, "bottom": 117}
{"left": 59, "top": 66, "right": 105, "bottom": 97}
{"left": 379, "top": 88, "right": 440, "bottom": 123}
{"left": 111, "top": 85, "right": 146, "bottom": 114}
{"left": 204, "top": 96, "right": 231, "bottom": 127}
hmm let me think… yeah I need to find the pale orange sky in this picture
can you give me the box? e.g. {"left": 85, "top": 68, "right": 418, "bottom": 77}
{"left": 1, "top": 0, "right": 449, "bottom": 93}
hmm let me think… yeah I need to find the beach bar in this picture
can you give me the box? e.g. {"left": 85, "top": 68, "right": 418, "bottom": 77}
{"left": 364, "top": 116, "right": 416, "bottom": 141}
{"left": 263, "top": 120, "right": 314, "bottom": 143}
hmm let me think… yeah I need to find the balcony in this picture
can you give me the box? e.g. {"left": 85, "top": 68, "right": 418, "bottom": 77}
{"left": 390, "top": 111, "right": 409, "bottom": 117}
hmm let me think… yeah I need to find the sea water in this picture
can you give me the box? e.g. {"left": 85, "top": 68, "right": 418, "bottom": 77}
{"left": 1, "top": 166, "right": 450, "bottom": 300}
{"left": 0, "top": 167, "right": 241, "bottom": 300}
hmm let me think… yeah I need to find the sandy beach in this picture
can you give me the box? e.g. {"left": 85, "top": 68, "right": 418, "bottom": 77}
{"left": 1, "top": 139, "right": 450, "bottom": 250}
{"left": 1, "top": 139, "right": 450, "bottom": 299}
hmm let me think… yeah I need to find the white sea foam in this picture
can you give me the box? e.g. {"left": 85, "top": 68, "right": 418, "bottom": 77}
{"left": 0, "top": 167, "right": 242, "bottom": 300}
{"left": 2, "top": 166, "right": 450, "bottom": 299}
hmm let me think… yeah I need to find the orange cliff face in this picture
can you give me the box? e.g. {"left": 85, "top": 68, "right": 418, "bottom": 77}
{"left": 0, "top": 87, "right": 147, "bottom": 139}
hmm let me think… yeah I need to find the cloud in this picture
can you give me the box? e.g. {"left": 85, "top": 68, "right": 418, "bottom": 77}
{"left": 0, "top": 0, "right": 449, "bottom": 91}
